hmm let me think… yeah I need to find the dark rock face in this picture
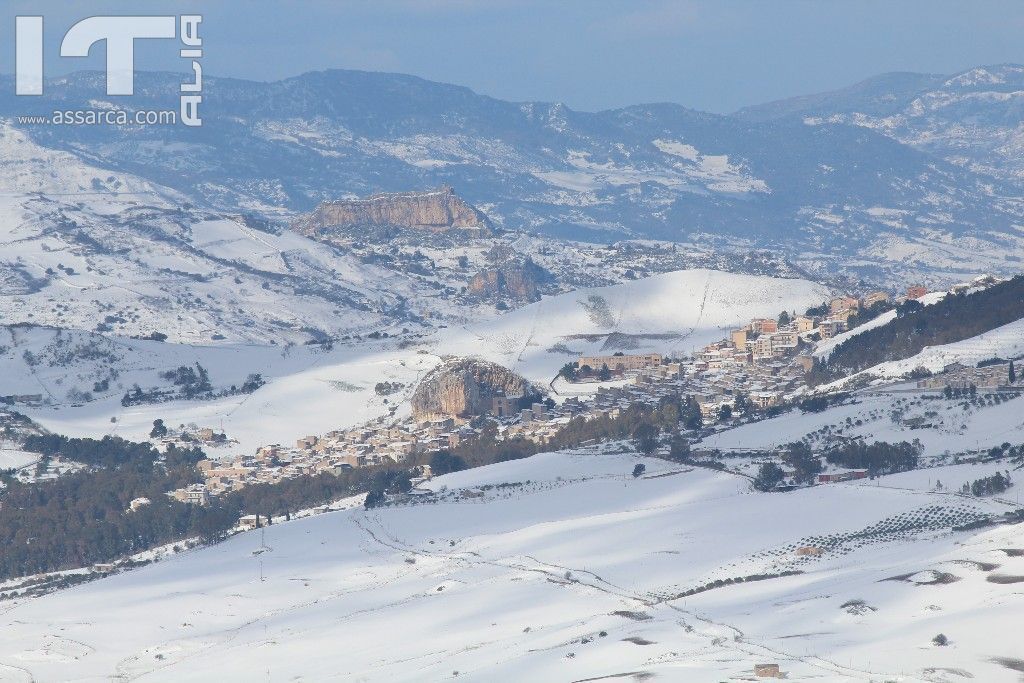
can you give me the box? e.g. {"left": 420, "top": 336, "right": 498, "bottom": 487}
{"left": 294, "top": 186, "right": 492, "bottom": 237}
{"left": 468, "top": 260, "right": 550, "bottom": 301}
{"left": 468, "top": 245, "right": 553, "bottom": 301}
{"left": 411, "top": 358, "right": 532, "bottom": 419}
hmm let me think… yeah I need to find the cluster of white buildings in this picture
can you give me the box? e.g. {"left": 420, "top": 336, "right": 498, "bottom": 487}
{"left": 173, "top": 286, "right": 959, "bottom": 504}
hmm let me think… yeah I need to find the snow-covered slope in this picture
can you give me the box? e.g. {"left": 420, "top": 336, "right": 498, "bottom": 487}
{"left": 849, "top": 318, "right": 1024, "bottom": 382}
{"left": 813, "top": 290, "right": 948, "bottom": 360}
{"left": 442, "top": 269, "right": 829, "bottom": 385}
{"left": 0, "top": 122, "right": 481, "bottom": 345}
{"left": 15, "top": 269, "right": 825, "bottom": 451}
{"left": 740, "top": 63, "right": 1024, "bottom": 185}
{"left": 0, "top": 446, "right": 1020, "bottom": 681}
{"left": 8, "top": 328, "right": 439, "bottom": 455}
{"left": 704, "top": 387, "right": 1024, "bottom": 455}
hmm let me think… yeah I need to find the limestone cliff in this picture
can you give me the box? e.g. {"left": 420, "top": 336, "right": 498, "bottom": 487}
{"left": 294, "top": 186, "right": 493, "bottom": 237}
{"left": 468, "top": 259, "right": 550, "bottom": 301}
{"left": 467, "top": 244, "right": 552, "bottom": 302}
{"left": 411, "top": 358, "right": 534, "bottom": 419}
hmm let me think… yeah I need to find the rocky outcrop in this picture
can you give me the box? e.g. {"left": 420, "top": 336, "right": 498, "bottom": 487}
{"left": 411, "top": 358, "right": 533, "bottom": 419}
{"left": 468, "top": 262, "right": 548, "bottom": 301}
{"left": 294, "top": 186, "right": 493, "bottom": 237}
{"left": 468, "top": 245, "right": 552, "bottom": 301}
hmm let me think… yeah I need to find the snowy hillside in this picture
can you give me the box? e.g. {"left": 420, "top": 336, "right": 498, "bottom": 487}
{"left": 0, "top": 122, "right": 443, "bottom": 345}
{"left": 441, "top": 269, "right": 829, "bottom": 385}
{"left": 829, "top": 317, "right": 1024, "bottom": 387}
{"left": 740, "top": 63, "right": 1024, "bottom": 185}
{"left": 10, "top": 330, "right": 438, "bottom": 455}
{"left": 0, "top": 446, "right": 1020, "bottom": 681}
{"left": 705, "top": 387, "right": 1024, "bottom": 455}
{"left": 15, "top": 269, "right": 824, "bottom": 452}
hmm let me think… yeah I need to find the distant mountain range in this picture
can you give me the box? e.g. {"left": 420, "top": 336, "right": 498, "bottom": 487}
{"left": 2, "top": 64, "right": 1024, "bottom": 280}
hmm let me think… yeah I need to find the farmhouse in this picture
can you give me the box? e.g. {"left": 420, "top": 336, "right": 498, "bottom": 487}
{"left": 754, "top": 663, "right": 783, "bottom": 678}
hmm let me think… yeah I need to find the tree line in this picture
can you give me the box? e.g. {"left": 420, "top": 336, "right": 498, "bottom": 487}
{"left": 811, "top": 276, "right": 1024, "bottom": 380}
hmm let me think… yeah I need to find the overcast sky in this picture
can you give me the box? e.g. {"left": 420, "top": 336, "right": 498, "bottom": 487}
{"left": 4, "top": 0, "right": 1024, "bottom": 112}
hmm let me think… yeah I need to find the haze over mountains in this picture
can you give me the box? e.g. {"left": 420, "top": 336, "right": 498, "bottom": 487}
{"left": 2, "top": 64, "right": 1022, "bottom": 279}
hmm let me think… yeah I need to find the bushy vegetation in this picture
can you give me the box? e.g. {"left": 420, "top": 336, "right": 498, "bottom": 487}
{"left": 121, "top": 365, "right": 266, "bottom": 407}
{"left": 0, "top": 439, "right": 217, "bottom": 579}
{"left": 823, "top": 440, "right": 921, "bottom": 475}
{"left": 966, "top": 472, "right": 1011, "bottom": 497}
{"left": 160, "top": 363, "right": 213, "bottom": 397}
{"left": 799, "top": 393, "right": 851, "bottom": 413}
{"left": 753, "top": 462, "right": 785, "bottom": 491}
{"left": 429, "top": 451, "right": 467, "bottom": 475}
{"left": 784, "top": 441, "right": 823, "bottom": 484}
{"left": 363, "top": 470, "right": 413, "bottom": 509}
{"left": 21, "top": 434, "right": 179, "bottom": 467}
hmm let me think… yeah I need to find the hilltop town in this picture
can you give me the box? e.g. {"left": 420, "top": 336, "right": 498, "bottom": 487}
{"left": 168, "top": 280, "right": 1010, "bottom": 505}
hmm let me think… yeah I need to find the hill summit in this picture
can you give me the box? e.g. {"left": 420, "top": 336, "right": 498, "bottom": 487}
{"left": 294, "top": 186, "right": 493, "bottom": 238}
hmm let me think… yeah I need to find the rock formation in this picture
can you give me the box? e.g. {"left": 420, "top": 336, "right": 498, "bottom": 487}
{"left": 294, "top": 186, "right": 493, "bottom": 237}
{"left": 411, "top": 358, "right": 534, "bottom": 419}
{"left": 468, "top": 245, "right": 552, "bottom": 301}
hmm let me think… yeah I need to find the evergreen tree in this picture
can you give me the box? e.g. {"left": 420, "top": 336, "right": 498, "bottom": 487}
{"left": 559, "top": 362, "right": 578, "bottom": 381}
{"left": 1010, "top": 360, "right": 1017, "bottom": 384}
{"left": 753, "top": 462, "right": 785, "bottom": 492}
{"left": 632, "top": 423, "right": 659, "bottom": 455}
{"left": 668, "top": 434, "right": 691, "bottom": 461}
{"left": 149, "top": 419, "right": 168, "bottom": 438}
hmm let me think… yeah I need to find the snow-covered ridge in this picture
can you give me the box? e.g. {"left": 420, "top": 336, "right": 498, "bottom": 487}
{"left": 6, "top": 68, "right": 1023, "bottom": 278}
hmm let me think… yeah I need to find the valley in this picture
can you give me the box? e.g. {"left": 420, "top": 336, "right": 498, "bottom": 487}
{"left": 2, "top": 56, "right": 1024, "bottom": 683}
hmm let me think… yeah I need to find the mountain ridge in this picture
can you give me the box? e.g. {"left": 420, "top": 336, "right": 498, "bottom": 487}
{"left": 3, "top": 64, "right": 1024, "bottom": 287}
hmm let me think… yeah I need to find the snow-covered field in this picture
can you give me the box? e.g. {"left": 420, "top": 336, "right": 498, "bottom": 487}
{"left": 0, "top": 447, "right": 36, "bottom": 471}
{"left": 13, "top": 334, "right": 438, "bottom": 455}
{"left": 0, "top": 447, "right": 1020, "bottom": 682}
{"left": 704, "top": 386, "right": 1024, "bottom": 456}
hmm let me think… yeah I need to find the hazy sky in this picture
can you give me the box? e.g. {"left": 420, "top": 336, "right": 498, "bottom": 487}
{"left": 4, "top": 0, "right": 1024, "bottom": 112}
